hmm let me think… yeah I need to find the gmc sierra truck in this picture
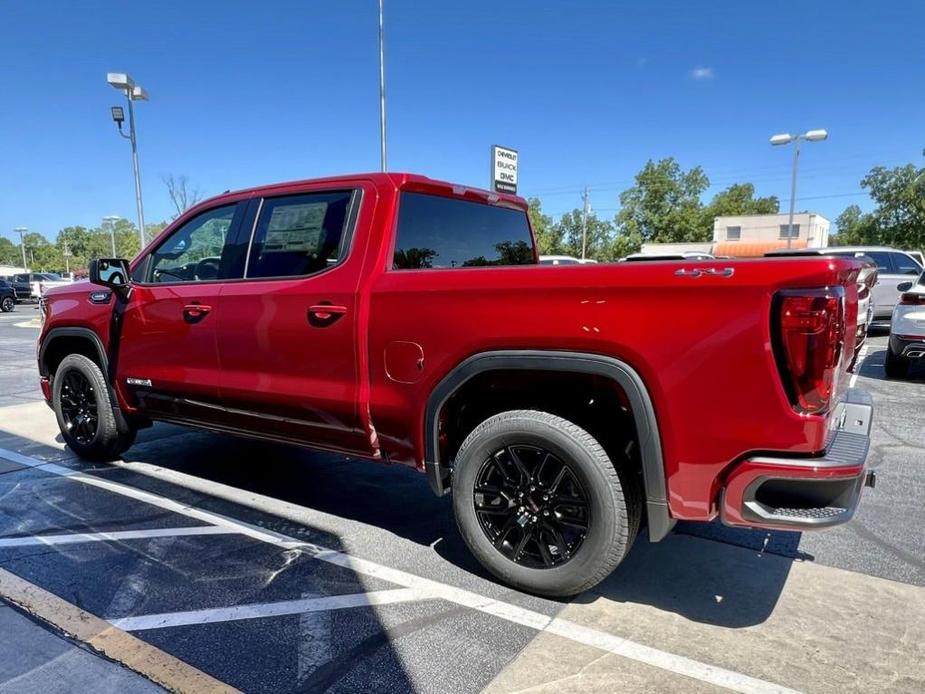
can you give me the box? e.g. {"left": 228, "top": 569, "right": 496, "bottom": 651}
{"left": 37, "top": 173, "right": 874, "bottom": 596}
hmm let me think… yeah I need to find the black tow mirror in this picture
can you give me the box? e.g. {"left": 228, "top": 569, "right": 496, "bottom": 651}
{"left": 897, "top": 281, "right": 914, "bottom": 292}
{"left": 89, "top": 258, "right": 131, "bottom": 295}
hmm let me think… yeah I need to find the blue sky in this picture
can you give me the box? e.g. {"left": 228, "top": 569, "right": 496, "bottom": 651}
{"left": 1, "top": 1, "right": 923, "bottom": 244}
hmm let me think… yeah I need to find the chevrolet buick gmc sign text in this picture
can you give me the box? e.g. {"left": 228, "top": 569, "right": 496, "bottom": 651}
{"left": 491, "top": 145, "right": 518, "bottom": 194}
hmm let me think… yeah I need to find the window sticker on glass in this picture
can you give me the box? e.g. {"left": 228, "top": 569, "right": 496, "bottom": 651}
{"left": 263, "top": 203, "right": 327, "bottom": 254}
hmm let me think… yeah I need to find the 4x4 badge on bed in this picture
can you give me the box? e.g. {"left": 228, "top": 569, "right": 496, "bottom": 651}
{"left": 125, "top": 377, "right": 152, "bottom": 387}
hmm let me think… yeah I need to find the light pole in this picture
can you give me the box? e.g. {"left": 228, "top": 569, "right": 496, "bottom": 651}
{"left": 13, "top": 227, "right": 28, "bottom": 270}
{"left": 103, "top": 215, "right": 122, "bottom": 256}
{"left": 107, "top": 73, "right": 148, "bottom": 251}
{"left": 770, "top": 129, "right": 828, "bottom": 248}
{"left": 378, "top": 0, "right": 387, "bottom": 172}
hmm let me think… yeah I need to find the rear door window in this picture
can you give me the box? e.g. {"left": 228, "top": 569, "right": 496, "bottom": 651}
{"left": 393, "top": 192, "right": 535, "bottom": 269}
{"left": 245, "top": 191, "right": 355, "bottom": 279}
{"left": 892, "top": 252, "right": 923, "bottom": 275}
{"left": 858, "top": 251, "right": 894, "bottom": 273}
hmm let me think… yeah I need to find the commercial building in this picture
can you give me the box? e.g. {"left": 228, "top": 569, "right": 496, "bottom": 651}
{"left": 712, "top": 212, "right": 830, "bottom": 256}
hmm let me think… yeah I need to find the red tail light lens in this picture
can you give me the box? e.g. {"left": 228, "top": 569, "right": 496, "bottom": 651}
{"left": 773, "top": 288, "right": 845, "bottom": 414}
{"left": 899, "top": 292, "right": 925, "bottom": 305}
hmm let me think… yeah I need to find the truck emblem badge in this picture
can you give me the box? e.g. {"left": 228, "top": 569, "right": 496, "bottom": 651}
{"left": 125, "top": 377, "right": 152, "bottom": 387}
{"left": 674, "top": 267, "right": 735, "bottom": 278}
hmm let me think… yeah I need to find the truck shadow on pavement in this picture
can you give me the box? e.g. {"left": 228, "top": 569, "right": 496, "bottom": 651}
{"left": 575, "top": 525, "right": 798, "bottom": 628}
{"left": 116, "top": 431, "right": 798, "bottom": 627}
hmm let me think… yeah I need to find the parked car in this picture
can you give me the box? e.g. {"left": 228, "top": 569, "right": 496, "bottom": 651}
{"left": 0, "top": 280, "right": 16, "bottom": 312}
{"left": 10, "top": 272, "right": 72, "bottom": 301}
{"left": 9, "top": 273, "right": 36, "bottom": 301}
{"left": 885, "top": 271, "right": 925, "bottom": 378}
{"left": 820, "top": 247, "right": 920, "bottom": 322}
{"left": 34, "top": 272, "right": 73, "bottom": 297}
{"left": 621, "top": 252, "right": 716, "bottom": 262}
{"left": 538, "top": 255, "right": 597, "bottom": 265}
{"left": 38, "top": 172, "right": 874, "bottom": 597}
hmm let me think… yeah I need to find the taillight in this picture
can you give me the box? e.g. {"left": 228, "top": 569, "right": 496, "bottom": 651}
{"left": 857, "top": 285, "right": 870, "bottom": 300}
{"left": 773, "top": 288, "right": 845, "bottom": 414}
{"left": 899, "top": 292, "right": 925, "bottom": 305}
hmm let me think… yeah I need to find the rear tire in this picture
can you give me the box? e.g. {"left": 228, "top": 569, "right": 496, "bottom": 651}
{"left": 52, "top": 354, "right": 136, "bottom": 461}
{"left": 0, "top": 296, "right": 13, "bottom": 312}
{"left": 884, "top": 344, "right": 909, "bottom": 379}
{"left": 452, "top": 410, "right": 640, "bottom": 597}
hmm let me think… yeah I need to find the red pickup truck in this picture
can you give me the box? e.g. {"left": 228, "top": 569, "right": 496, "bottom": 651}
{"left": 38, "top": 173, "right": 874, "bottom": 596}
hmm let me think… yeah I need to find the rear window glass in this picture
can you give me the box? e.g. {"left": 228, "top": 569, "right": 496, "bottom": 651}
{"left": 393, "top": 192, "right": 534, "bottom": 270}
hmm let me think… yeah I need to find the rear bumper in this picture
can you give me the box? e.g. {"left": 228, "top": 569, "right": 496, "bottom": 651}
{"left": 721, "top": 389, "right": 874, "bottom": 531}
{"left": 890, "top": 334, "right": 925, "bottom": 358}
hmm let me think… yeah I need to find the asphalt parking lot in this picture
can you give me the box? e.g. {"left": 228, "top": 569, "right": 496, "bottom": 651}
{"left": 0, "top": 307, "right": 922, "bottom": 693}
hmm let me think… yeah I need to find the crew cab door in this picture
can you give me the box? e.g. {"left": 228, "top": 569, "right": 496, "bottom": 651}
{"left": 215, "top": 186, "right": 374, "bottom": 456}
{"left": 116, "top": 202, "right": 249, "bottom": 417}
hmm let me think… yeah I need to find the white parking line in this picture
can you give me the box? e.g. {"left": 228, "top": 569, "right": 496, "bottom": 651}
{"left": 0, "top": 525, "right": 234, "bottom": 548}
{"left": 109, "top": 588, "right": 425, "bottom": 631}
{"left": 850, "top": 344, "right": 870, "bottom": 387}
{"left": 0, "top": 447, "right": 799, "bottom": 694}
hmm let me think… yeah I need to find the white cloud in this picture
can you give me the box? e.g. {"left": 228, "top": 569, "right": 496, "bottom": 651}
{"left": 691, "top": 66, "right": 714, "bottom": 81}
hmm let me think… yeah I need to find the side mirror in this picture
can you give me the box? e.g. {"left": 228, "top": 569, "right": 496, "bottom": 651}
{"left": 89, "top": 258, "right": 131, "bottom": 295}
{"left": 897, "top": 281, "right": 914, "bottom": 292}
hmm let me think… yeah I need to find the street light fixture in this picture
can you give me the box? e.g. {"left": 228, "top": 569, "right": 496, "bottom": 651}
{"left": 107, "top": 71, "right": 148, "bottom": 251}
{"left": 770, "top": 128, "right": 828, "bottom": 248}
{"left": 103, "top": 215, "right": 122, "bottom": 256}
{"left": 13, "top": 227, "right": 28, "bottom": 271}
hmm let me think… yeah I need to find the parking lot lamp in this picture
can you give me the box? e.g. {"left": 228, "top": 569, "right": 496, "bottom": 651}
{"left": 102, "top": 215, "right": 122, "bottom": 256}
{"left": 13, "top": 227, "right": 28, "bottom": 270}
{"left": 770, "top": 129, "right": 828, "bottom": 248}
{"left": 107, "top": 73, "right": 148, "bottom": 250}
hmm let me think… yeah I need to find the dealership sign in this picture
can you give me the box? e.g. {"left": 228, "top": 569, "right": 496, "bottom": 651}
{"left": 491, "top": 145, "right": 518, "bottom": 194}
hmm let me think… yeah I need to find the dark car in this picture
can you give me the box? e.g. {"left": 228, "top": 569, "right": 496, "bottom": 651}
{"left": 0, "top": 280, "right": 16, "bottom": 312}
{"left": 10, "top": 273, "right": 36, "bottom": 301}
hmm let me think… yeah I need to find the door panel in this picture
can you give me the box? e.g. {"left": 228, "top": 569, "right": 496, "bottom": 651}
{"left": 215, "top": 188, "right": 371, "bottom": 455}
{"left": 116, "top": 201, "right": 247, "bottom": 417}
{"left": 117, "top": 283, "right": 224, "bottom": 415}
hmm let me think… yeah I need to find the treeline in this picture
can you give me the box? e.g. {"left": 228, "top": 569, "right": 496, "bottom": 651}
{"left": 0, "top": 220, "right": 167, "bottom": 273}
{"left": 531, "top": 158, "right": 925, "bottom": 260}
{"left": 830, "top": 164, "right": 925, "bottom": 250}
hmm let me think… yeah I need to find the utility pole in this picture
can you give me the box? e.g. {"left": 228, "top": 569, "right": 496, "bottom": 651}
{"left": 581, "top": 187, "right": 590, "bottom": 260}
{"left": 14, "top": 227, "right": 28, "bottom": 270}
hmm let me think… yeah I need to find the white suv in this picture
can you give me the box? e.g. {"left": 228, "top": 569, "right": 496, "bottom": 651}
{"left": 886, "top": 272, "right": 925, "bottom": 378}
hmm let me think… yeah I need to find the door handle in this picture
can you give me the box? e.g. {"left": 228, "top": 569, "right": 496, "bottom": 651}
{"left": 183, "top": 302, "right": 212, "bottom": 324}
{"left": 308, "top": 303, "right": 347, "bottom": 327}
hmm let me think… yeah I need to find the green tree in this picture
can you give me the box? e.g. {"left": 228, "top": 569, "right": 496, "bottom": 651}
{"left": 528, "top": 197, "right": 563, "bottom": 255}
{"left": 614, "top": 158, "right": 710, "bottom": 252}
{"left": 556, "top": 209, "right": 615, "bottom": 261}
{"left": 830, "top": 164, "right": 925, "bottom": 249}
{"left": 0, "top": 237, "right": 20, "bottom": 266}
{"left": 703, "top": 183, "right": 779, "bottom": 220}
{"left": 831, "top": 205, "right": 874, "bottom": 246}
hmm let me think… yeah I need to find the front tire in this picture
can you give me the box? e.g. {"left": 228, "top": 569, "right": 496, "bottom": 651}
{"left": 0, "top": 296, "right": 13, "bottom": 312}
{"left": 884, "top": 344, "right": 909, "bottom": 379}
{"left": 52, "top": 354, "right": 136, "bottom": 461}
{"left": 452, "top": 410, "right": 640, "bottom": 597}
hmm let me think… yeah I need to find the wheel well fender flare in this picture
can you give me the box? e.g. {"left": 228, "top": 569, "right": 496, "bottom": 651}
{"left": 39, "top": 327, "right": 109, "bottom": 378}
{"left": 424, "top": 350, "right": 674, "bottom": 541}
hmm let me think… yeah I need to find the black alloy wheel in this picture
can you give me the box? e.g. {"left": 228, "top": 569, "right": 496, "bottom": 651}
{"left": 58, "top": 369, "right": 99, "bottom": 445}
{"left": 0, "top": 296, "right": 13, "bottom": 312}
{"left": 473, "top": 444, "right": 590, "bottom": 569}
